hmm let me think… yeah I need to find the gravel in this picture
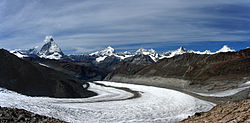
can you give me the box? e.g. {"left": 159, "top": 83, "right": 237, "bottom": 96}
{"left": 0, "top": 106, "right": 67, "bottom": 123}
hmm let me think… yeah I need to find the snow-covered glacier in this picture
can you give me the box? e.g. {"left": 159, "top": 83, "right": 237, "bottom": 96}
{"left": 0, "top": 81, "right": 215, "bottom": 123}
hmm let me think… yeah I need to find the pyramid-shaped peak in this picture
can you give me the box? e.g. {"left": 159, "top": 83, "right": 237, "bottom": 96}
{"left": 222, "top": 45, "right": 230, "bottom": 49}
{"left": 38, "top": 36, "right": 64, "bottom": 60}
{"left": 177, "top": 46, "right": 185, "bottom": 51}
{"left": 44, "top": 36, "right": 54, "bottom": 43}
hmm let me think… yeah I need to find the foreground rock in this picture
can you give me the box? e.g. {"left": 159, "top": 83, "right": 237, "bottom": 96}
{"left": 0, "top": 49, "right": 96, "bottom": 98}
{"left": 180, "top": 99, "right": 250, "bottom": 123}
{"left": 0, "top": 106, "right": 66, "bottom": 123}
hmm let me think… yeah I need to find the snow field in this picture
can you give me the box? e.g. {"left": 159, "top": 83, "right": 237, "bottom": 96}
{"left": 0, "top": 81, "right": 215, "bottom": 123}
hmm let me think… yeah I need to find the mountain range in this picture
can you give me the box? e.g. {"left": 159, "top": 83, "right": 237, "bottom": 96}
{"left": 6, "top": 36, "right": 249, "bottom": 95}
{"left": 11, "top": 36, "right": 235, "bottom": 63}
{"left": 11, "top": 36, "right": 64, "bottom": 60}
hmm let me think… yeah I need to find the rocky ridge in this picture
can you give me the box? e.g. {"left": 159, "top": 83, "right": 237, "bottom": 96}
{"left": 0, "top": 49, "right": 96, "bottom": 98}
{"left": 0, "top": 106, "right": 66, "bottom": 123}
{"left": 180, "top": 99, "right": 250, "bottom": 123}
{"left": 106, "top": 48, "right": 250, "bottom": 92}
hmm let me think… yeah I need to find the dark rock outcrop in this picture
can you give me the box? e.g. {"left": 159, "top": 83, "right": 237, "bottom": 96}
{"left": 0, "top": 49, "right": 96, "bottom": 98}
{"left": 105, "top": 54, "right": 155, "bottom": 80}
{"left": 25, "top": 57, "right": 107, "bottom": 81}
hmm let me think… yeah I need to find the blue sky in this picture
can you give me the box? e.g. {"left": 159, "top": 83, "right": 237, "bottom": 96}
{"left": 0, "top": 0, "right": 250, "bottom": 54}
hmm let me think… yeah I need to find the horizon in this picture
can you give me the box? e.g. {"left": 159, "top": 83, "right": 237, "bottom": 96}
{"left": 6, "top": 36, "right": 250, "bottom": 55}
{"left": 64, "top": 41, "right": 250, "bottom": 55}
{"left": 0, "top": 0, "right": 250, "bottom": 54}
{"left": 9, "top": 36, "right": 249, "bottom": 55}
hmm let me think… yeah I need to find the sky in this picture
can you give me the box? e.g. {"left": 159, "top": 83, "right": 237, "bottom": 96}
{"left": 0, "top": 0, "right": 250, "bottom": 54}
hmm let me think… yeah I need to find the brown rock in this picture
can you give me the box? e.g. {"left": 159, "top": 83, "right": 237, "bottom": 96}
{"left": 180, "top": 99, "right": 250, "bottom": 123}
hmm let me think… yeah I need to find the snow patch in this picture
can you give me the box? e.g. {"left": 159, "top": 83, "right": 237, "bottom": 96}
{"left": 96, "top": 56, "right": 107, "bottom": 62}
{"left": 193, "top": 86, "right": 250, "bottom": 97}
{"left": 44, "top": 36, "right": 54, "bottom": 43}
{"left": 241, "top": 81, "right": 250, "bottom": 86}
{"left": 38, "top": 63, "right": 50, "bottom": 68}
{"left": 10, "top": 50, "right": 28, "bottom": 58}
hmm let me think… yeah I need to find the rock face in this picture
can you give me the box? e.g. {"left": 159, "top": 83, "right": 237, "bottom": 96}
{"left": 0, "top": 106, "right": 66, "bottom": 123}
{"left": 180, "top": 99, "right": 250, "bottom": 123}
{"left": 106, "top": 48, "right": 250, "bottom": 91}
{"left": 105, "top": 54, "right": 155, "bottom": 80}
{"left": 0, "top": 49, "right": 96, "bottom": 98}
{"left": 26, "top": 57, "right": 108, "bottom": 81}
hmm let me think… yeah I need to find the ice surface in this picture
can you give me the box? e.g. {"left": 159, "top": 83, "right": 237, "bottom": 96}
{"left": 241, "top": 81, "right": 250, "bottom": 86}
{"left": 193, "top": 83, "right": 250, "bottom": 97}
{"left": 0, "top": 81, "right": 215, "bottom": 123}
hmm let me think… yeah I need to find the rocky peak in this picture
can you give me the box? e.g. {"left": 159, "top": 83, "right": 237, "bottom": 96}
{"left": 44, "top": 36, "right": 54, "bottom": 43}
{"left": 176, "top": 46, "right": 187, "bottom": 53}
{"left": 38, "top": 36, "right": 64, "bottom": 60}
{"left": 135, "top": 48, "right": 158, "bottom": 62}
{"left": 135, "top": 48, "right": 156, "bottom": 55}
{"left": 10, "top": 47, "right": 39, "bottom": 58}
{"left": 90, "top": 46, "right": 115, "bottom": 56}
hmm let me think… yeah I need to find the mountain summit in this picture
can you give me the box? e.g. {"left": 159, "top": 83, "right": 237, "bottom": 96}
{"left": 216, "top": 45, "right": 235, "bottom": 53}
{"left": 89, "top": 46, "right": 115, "bottom": 56}
{"left": 38, "top": 36, "right": 64, "bottom": 60}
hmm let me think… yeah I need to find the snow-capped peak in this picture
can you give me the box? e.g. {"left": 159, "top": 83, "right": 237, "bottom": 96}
{"left": 44, "top": 36, "right": 54, "bottom": 43}
{"left": 159, "top": 46, "right": 192, "bottom": 59}
{"left": 171, "top": 46, "right": 187, "bottom": 56}
{"left": 135, "top": 48, "right": 158, "bottom": 62}
{"left": 135, "top": 48, "right": 157, "bottom": 55}
{"left": 90, "top": 46, "right": 115, "bottom": 56}
{"left": 10, "top": 48, "right": 38, "bottom": 58}
{"left": 216, "top": 45, "right": 235, "bottom": 53}
{"left": 176, "top": 46, "right": 187, "bottom": 53}
{"left": 194, "top": 50, "right": 213, "bottom": 55}
{"left": 38, "top": 36, "right": 64, "bottom": 60}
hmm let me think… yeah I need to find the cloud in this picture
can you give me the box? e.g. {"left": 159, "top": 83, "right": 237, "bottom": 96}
{"left": 0, "top": 0, "right": 249, "bottom": 53}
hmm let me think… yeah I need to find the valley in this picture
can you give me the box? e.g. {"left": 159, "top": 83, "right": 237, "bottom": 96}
{"left": 0, "top": 81, "right": 215, "bottom": 123}
{"left": 0, "top": 36, "right": 249, "bottom": 122}
{"left": 1, "top": 1, "right": 250, "bottom": 122}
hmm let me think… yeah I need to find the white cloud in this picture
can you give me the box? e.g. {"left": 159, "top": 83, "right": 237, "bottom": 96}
{"left": 0, "top": 0, "right": 249, "bottom": 53}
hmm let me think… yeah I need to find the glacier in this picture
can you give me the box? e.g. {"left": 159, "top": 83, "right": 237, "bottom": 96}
{"left": 0, "top": 81, "right": 215, "bottom": 123}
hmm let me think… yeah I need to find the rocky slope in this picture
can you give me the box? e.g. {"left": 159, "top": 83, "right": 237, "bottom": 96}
{"left": 0, "top": 49, "right": 96, "bottom": 98}
{"left": 26, "top": 57, "right": 107, "bottom": 81}
{"left": 0, "top": 106, "right": 66, "bottom": 123}
{"left": 105, "top": 54, "right": 155, "bottom": 80}
{"left": 106, "top": 48, "right": 250, "bottom": 92}
{"left": 180, "top": 99, "right": 250, "bottom": 123}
